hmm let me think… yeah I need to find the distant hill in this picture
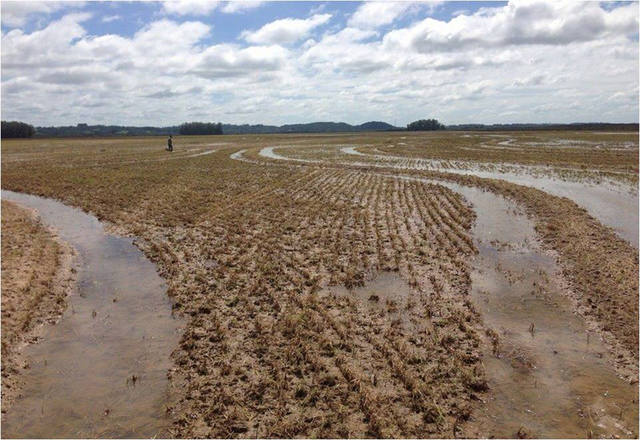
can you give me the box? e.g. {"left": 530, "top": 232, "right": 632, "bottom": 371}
{"left": 446, "top": 122, "right": 639, "bottom": 131}
{"left": 30, "top": 121, "right": 638, "bottom": 137}
{"left": 222, "top": 121, "right": 401, "bottom": 134}
{"left": 33, "top": 121, "right": 402, "bottom": 137}
{"left": 357, "top": 121, "right": 398, "bottom": 131}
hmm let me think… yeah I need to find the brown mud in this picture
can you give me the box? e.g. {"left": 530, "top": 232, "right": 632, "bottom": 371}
{"left": 1, "top": 133, "right": 636, "bottom": 438}
{"left": 1, "top": 200, "right": 76, "bottom": 410}
{"left": 1, "top": 191, "right": 183, "bottom": 438}
{"left": 268, "top": 144, "right": 639, "bottom": 247}
{"left": 161, "top": 171, "right": 486, "bottom": 438}
{"left": 246, "top": 146, "right": 639, "bottom": 371}
{"left": 437, "top": 183, "right": 638, "bottom": 438}
{"left": 239, "top": 146, "right": 640, "bottom": 438}
{"left": 343, "top": 145, "right": 639, "bottom": 247}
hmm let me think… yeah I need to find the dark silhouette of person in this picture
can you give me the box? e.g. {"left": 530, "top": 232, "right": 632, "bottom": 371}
{"left": 167, "top": 135, "right": 173, "bottom": 152}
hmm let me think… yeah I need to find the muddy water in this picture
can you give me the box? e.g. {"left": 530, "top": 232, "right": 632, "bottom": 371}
{"left": 321, "top": 272, "right": 414, "bottom": 330}
{"left": 339, "top": 147, "right": 639, "bottom": 247}
{"left": 259, "top": 146, "right": 314, "bottom": 163}
{"left": 421, "top": 181, "right": 638, "bottom": 438}
{"left": 229, "top": 149, "right": 247, "bottom": 160}
{"left": 440, "top": 168, "right": 638, "bottom": 248}
{"left": 253, "top": 146, "right": 638, "bottom": 246}
{"left": 238, "top": 148, "right": 639, "bottom": 436}
{"left": 1, "top": 191, "right": 182, "bottom": 438}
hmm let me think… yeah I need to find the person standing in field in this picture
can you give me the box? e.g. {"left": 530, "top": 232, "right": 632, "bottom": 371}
{"left": 166, "top": 135, "right": 173, "bottom": 152}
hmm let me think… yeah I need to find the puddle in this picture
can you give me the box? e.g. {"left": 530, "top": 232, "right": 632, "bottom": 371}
{"left": 229, "top": 149, "right": 247, "bottom": 160}
{"left": 314, "top": 178, "right": 638, "bottom": 437}
{"left": 1, "top": 191, "right": 182, "bottom": 438}
{"left": 339, "top": 147, "right": 639, "bottom": 247}
{"left": 441, "top": 168, "right": 637, "bottom": 248}
{"left": 321, "top": 272, "right": 413, "bottom": 330}
{"left": 415, "top": 181, "right": 638, "bottom": 438}
{"left": 259, "top": 146, "right": 314, "bottom": 163}
{"left": 235, "top": 147, "right": 639, "bottom": 436}
{"left": 340, "top": 146, "right": 366, "bottom": 156}
{"left": 244, "top": 146, "right": 638, "bottom": 247}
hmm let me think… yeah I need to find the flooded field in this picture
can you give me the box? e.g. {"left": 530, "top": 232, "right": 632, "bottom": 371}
{"left": 1, "top": 131, "right": 637, "bottom": 438}
{"left": 1, "top": 191, "right": 182, "bottom": 438}
{"left": 440, "top": 183, "right": 637, "bottom": 438}
{"left": 340, "top": 145, "right": 639, "bottom": 247}
{"left": 261, "top": 143, "right": 638, "bottom": 247}
{"left": 319, "top": 181, "right": 639, "bottom": 437}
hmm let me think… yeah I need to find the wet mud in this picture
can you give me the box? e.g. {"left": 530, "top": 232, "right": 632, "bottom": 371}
{"left": 295, "top": 167, "right": 640, "bottom": 437}
{"left": 251, "top": 145, "right": 638, "bottom": 247}
{"left": 431, "top": 182, "right": 638, "bottom": 438}
{"left": 339, "top": 146, "right": 639, "bottom": 247}
{"left": 321, "top": 271, "right": 415, "bottom": 331}
{"left": 1, "top": 191, "right": 183, "bottom": 438}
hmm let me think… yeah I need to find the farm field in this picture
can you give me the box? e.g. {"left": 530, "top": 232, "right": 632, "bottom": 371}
{"left": 1, "top": 200, "right": 75, "bottom": 408}
{"left": 1, "top": 131, "right": 638, "bottom": 438}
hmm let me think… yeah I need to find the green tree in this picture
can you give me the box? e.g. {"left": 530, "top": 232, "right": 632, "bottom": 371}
{"left": 179, "top": 122, "right": 223, "bottom": 135}
{"left": 407, "top": 119, "right": 445, "bottom": 131}
{"left": 1, "top": 121, "right": 36, "bottom": 138}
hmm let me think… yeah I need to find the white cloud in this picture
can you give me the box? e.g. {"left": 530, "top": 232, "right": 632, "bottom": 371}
{"left": 162, "top": 0, "right": 220, "bottom": 16}
{"left": 102, "top": 15, "right": 121, "bottom": 23}
{"left": 193, "top": 44, "right": 289, "bottom": 78}
{"left": 383, "top": 1, "right": 639, "bottom": 53}
{"left": 348, "top": 1, "right": 418, "bottom": 29}
{"left": 242, "top": 14, "right": 332, "bottom": 45}
{"left": 0, "top": 1, "right": 638, "bottom": 126}
{"left": 2, "top": 13, "right": 92, "bottom": 69}
{"left": 1, "top": 12, "right": 288, "bottom": 124}
{"left": 162, "top": 0, "right": 264, "bottom": 15}
{"left": 220, "top": 1, "right": 265, "bottom": 14}
{"left": 1, "top": 1, "right": 84, "bottom": 27}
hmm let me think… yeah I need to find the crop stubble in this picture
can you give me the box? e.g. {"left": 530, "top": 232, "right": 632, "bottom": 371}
{"left": 1, "top": 131, "right": 637, "bottom": 437}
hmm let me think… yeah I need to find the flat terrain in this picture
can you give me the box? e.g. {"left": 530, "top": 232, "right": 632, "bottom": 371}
{"left": 1, "top": 200, "right": 75, "bottom": 408}
{"left": 1, "top": 131, "right": 638, "bottom": 437}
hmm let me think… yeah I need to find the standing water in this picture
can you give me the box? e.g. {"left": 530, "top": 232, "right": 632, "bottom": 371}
{"left": 431, "top": 182, "right": 638, "bottom": 438}
{"left": 339, "top": 146, "right": 639, "bottom": 247}
{"left": 1, "top": 191, "right": 182, "bottom": 438}
{"left": 386, "top": 176, "right": 638, "bottom": 437}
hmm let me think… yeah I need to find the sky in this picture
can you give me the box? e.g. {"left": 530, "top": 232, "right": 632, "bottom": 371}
{"left": 1, "top": 0, "right": 638, "bottom": 126}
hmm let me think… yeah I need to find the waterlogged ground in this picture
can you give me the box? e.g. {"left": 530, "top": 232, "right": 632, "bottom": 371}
{"left": 339, "top": 145, "right": 639, "bottom": 247}
{"left": 1, "top": 191, "right": 182, "bottom": 438}
{"left": 317, "top": 182, "right": 639, "bottom": 437}
{"left": 1, "top": 200, "right": 75, "bottom": 409}
{"left": 438, "top": 183, "right": 638, "bottom": 438}
{"left": 260, "top": 142, "right": 639, "bottom": 247}
{"left": 1, "top": 131, "right": 637, "bottom": 438}
{"left": 240, "top": 134, "right": 639, "bottom": 437}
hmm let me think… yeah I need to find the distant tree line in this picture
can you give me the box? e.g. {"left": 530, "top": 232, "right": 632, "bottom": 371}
{"left": 1, "top": 121, "right": 36, "bottom": 138}
{"left": 36, "top": 123, "right": 180, "bottom": 137}
{"left": 13, "top": 120, "right": 637, "bottom": 138}
{"left": 446, "top": 123, "right": 640, "bottom": 131}
{"left": 31, "top": 121, "right": 401, "bottom": 137}
{"left": 407, "top": 119, "right": 445, "bottom": 131}
{"left": 179, "top": 122, "right": 223, "bottom": 135}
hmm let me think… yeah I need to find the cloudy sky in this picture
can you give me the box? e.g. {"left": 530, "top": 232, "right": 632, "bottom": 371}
{"left": 1, "top": 1, "right": 638, "bottom": 126}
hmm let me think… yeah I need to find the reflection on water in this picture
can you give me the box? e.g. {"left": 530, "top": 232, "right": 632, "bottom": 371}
{"left": 435, "top": 183, "right": 638, "bottom": 438}
{"left": 310, "top": 173, "right": 638, "bottom": 437}
{"left": 251, "top": 146, "right": 639, "bottom": 247}
{"left": 339, "top": 146, "right": 639, "bottom": 248}
{"left": 260, "top": 146, "right": 313, "bottom": 163}
{"left": 321, "top": 271, "right": 414, "bottom": 331}
{"left": 1, "top": 191, "right": 182, "bottom": 438}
